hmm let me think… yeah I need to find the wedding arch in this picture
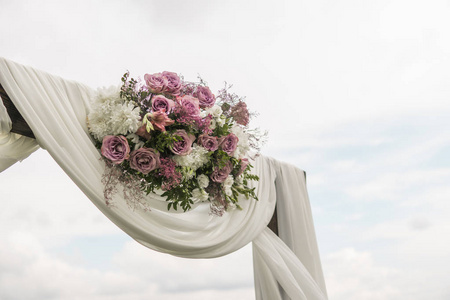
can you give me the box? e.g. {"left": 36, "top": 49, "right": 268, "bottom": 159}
{"left": 0, "top": 57, "right": 328, "bottom": 300}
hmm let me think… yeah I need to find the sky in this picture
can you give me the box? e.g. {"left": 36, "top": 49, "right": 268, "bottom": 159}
{"left": 1, "top": 0, "right": 450, "bottom": 299}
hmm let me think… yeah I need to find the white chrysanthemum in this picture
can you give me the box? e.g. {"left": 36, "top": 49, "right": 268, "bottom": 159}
{"left": 230, "top": 125, "right": 250, "bottom": 158}
{"left": 88, "top": 100, "right": 116, "bottom": 140}
{"left": 87, "top": 85, "right": 140, "bottom": 140}
{"left": 223, "top": 175, "right": 234, "bottom": 196}
{"left": 109, "top": 102, "right": 141, "bottom": 136}
{"left": 192, "top": 188, "right": 209, "bottom": 203}
{"left": 173, "top": 144, "right": 209, "bottom": 171}
{"left": 197, "top": 174, "right": 209, "bottom": 189}
{"left": 95, "top": 85, "right": 122, "bottom": 105}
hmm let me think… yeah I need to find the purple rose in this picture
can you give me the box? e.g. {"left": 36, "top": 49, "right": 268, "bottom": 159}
{"left": 230, "top": 101, "right": 250, "bottom": 126}
{"left": 101, "top": 135, "right": 130, "bottom": 164}
{"left": 218, "top": 133, "right": 239, "bottom": 155}
{"left": 162, "top": 71, "right": 182, "bottom": 95}
{"left": 177, "top": 95, "right": 200, "bottom": 117}
{"left": 195, "top": 86, "right": 216, "bottom": 108}
{"left": 151, "top": 95, "right": 175, "bottom": 113}
{"left": 144, "top": 73, "right": 168, "bottom": 94}
{"left": 236, "top": 158, "right": 249, "bottom": 176}
{"left": 170, "top": 129, "right": 195, "bottom": 156}
{"left": 197, "top": 134, "right": 219, "bottom": 152}
{"left": 211, "top": 161, "right": 233, "bottom": 183}
{"left": 129, "top": 147, "right": 160, "bottom": 174}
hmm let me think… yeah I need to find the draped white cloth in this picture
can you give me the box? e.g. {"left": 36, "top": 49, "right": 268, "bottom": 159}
{"left": 0, "top": 57, "right": 327, "bottom": 300}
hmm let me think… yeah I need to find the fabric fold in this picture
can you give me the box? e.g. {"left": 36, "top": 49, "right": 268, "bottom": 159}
{"left": 0, "top": 88, "right": 39, "bottom": 172}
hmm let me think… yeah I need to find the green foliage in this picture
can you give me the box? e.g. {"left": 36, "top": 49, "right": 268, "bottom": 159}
{"left": 120, "top": 72, "right": 149, "bottom": 109}
{"left": 163, "top": 181, "right": 195, "bottom": 212}
{"left": 148, "top": 131, "right": 182, "bottom": 154}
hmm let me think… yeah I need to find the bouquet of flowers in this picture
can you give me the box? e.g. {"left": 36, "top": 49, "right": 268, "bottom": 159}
{"left": 87, "top": 70, "right": 265, "bottom": 215}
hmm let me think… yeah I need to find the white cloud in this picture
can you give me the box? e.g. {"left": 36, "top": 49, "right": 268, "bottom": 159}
{"left": 324, "top": 248, "right": 401, "bottom": 300}
{"left": 0, "top": 232, "right": 255, "bottom": 300}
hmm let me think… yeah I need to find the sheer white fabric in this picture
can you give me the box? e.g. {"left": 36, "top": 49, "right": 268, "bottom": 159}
{"left": 0, "top": 57, "right": 327, "bottom": 299}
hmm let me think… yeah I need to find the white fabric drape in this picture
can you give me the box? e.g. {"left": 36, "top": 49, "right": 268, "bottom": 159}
{"left": 0, "top": 57, "right": 327, "bottom": 300}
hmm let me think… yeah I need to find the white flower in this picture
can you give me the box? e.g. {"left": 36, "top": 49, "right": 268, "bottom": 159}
{"left": 192, "top": 188, "right": 209, "bottom": 203}
{"left": 205, "top": 105, "right": 222, "bottom": 118}
{"left": 95, "top": 85, "right": 122, "bottom": 105}
{"left": 197, "top": 174, "right": 209, "bottom": 189}
{"left": 127, "top": 133, "right": 145, "bottom": 150}
{"left": 181, "top": 167, "right": 195, "bottom": 181}
{"left": 210, "top": 119, "right": 217, "bottom": 130}
{"left": 230, "top": 125, "right": 250, "bottom": 158}
{"left": 87, "top": 85, "right": 141, "bottom": 140}
{"left": 173, "top": 144, "right": 209, "bottom": 171}
{"left": 223, "top": 175, "right": 234, "bottom": 196}
{"left": 216, "top": 115, "right": 226, "bottom": 127}
{"left": 200, "top": 110, "right": 208, "bottom": 118}
{"left": 109, "top": 102, "right": 141, "bottom": 136}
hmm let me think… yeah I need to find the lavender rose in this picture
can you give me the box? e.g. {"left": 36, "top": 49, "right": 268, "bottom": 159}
{"left": 170, "top": 129, "right": 195, "bottom": 156}
{"left": 144, "top": 73, "right": 168, "bottom": 94}
{"left": 177, "top": 95, "right": 200, "bottom": 117}
{"left": 210, "top": 161, "right": 233, "bottom": 183}
{"left": 129, "top": 147, "right": 160, "bottom": 174}
{"left": 197, "top": 134, "right": 219, "bottom": 152}
{"left": 101, "top": 135, "right": 130, "bottom": 164}
{"left": 151, "top": 95, "right": 175, "bottom": 113}
{"left": 218, "top": 133, "right": 239, "bottom": 155}
{"left": 162, "top": 71, "right": 182, "bottom": 95}
{"left": 195, "top": 86, "right": 216, "bottom": 108}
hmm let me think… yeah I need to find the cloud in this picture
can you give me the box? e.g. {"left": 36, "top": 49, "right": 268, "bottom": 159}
{"left": 324, "top": 248, "right": 401, "bottom": 300}
{"left": 0, "top": 232, "right": 255, "bottom": 300}
{"left": 112, "top": 241, "right": 254, "bottom": 293}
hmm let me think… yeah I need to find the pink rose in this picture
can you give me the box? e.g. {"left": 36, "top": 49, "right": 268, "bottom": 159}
{"left": 170, "top": 129, "right": 195, "bottom": 156}
{"left": 211, "top": 161, "right": 233, "bottom": 183}
{"left": 230, "top": 101, "right": 249, "bottom": 126}
{"left": 162, "top": 71, "right": 182, "bottom": 95}
{"left": 129, "top": 147, "right": 160, "bottom": 174}
{"left": 197, "top": 134, "right": 219, "bottom": 152}
{"left": 194, "top": 86, "right": 216, "bottom": 108}
{"left": 149, "top": 111, "right": 175, "bottom": 132}
{"left": 151, "top": 95, "right": 175, "bottom": 113}
{"left": 218, "top": 133, "right": 239, "bottom": 155}
{"left": 144, "top": 73, "right": 168, "bottom": 94}
{"left": 236, "top": 158, "right": 249, "bottom": 176}
{"left": 101, "top": 135, "right": 130, "bottom": 164}
{"left": 177, "top": 95, "right": 200, "bottom": 117}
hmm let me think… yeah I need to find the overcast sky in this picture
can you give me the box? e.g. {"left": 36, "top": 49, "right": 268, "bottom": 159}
{"left": 1, "top": 0, "right": 450, "bottom": 299}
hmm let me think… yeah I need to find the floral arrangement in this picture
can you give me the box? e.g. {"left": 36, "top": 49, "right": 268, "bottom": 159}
{"left": 87, "top": 70, "right": 265, "bottom": 215}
